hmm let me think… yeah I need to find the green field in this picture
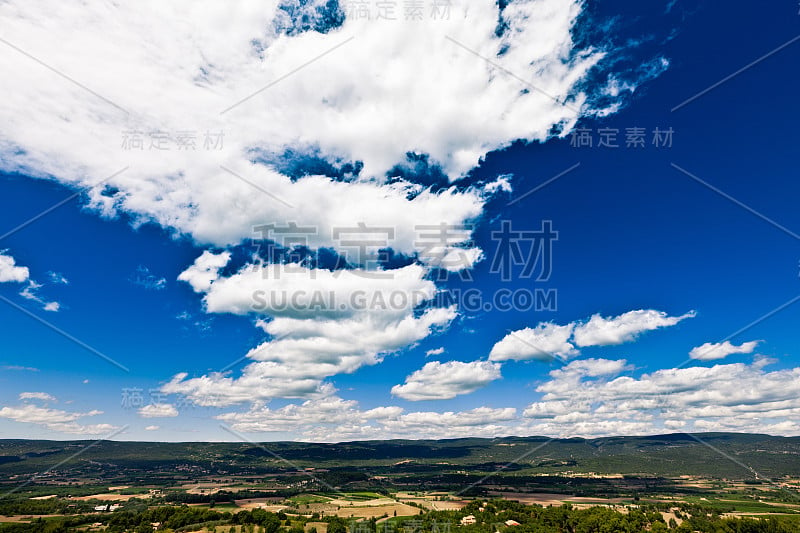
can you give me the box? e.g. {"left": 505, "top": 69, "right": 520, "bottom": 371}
{"left": 338, "top": 492, "right": 385, "bottom": 501}
{"left": 289, "top": 494, "right": 333, "bottom": 504}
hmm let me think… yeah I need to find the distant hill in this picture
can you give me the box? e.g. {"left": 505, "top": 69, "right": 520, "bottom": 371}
{"left": 1, "top": 433, "right": 798, "bottom": 482}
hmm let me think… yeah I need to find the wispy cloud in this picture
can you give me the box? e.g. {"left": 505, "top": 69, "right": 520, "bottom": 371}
{"left": 130, "top": 265, "right": 167, "bottom": 291}
{"left": 0, "top": 365, "right": 39, "bottom": 372}
{"left": 1, "top": 394, "right": 118, "bottom": 435}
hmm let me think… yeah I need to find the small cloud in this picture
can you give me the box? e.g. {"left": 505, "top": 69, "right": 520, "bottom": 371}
{"left": 19, "top": 392, "right": 56, "bottom": 402}
{"left": 176, "top": 310, "right": 213, "bottom": 333}
{"left": 690, "top": 340, "right": 760, "bottom": 361}
{"left": 483, "top": 174, "right": 513, "bottom": 194}
{"left": 19, "top": 280, "right": 61, "bottom": 312}
{"left": 425, "top": 347, "right": 445, "bottom": 357}
{"left": 82, "top": 379, "right": 90, "bottom": 384}
{"left": 490, "top": 323, "right": 577, "bottom": 362}
{"left": 1, "top": 365, "right": 39, "bottom": 372}
{"left": 572, "top": 309, "right": 695, "bottom": 347}
{"left": 392, "top": 360, "right": 502, "bottom": 401}
{"left": 492, "top": 309, "right": 695, "bottom": 362}
{"left": 138, "top": 403, "right": 179, "bottom": 418}
{"left": 48, "top": 272, "right": 69, "bottom": 285}
{"left": 0, "top": 403, "right": 116, "bottom": 435}
{"left": 19, "top": 280, "right": 42, "bottom": 300}
{"left": 144, "top": 425, "right": 160, "bottom": 431}
{"left": 0, "top": 252, "right": 30, "bottom": 283}
{"left": 130, "top": 266, "right": 167, "bottom": 291}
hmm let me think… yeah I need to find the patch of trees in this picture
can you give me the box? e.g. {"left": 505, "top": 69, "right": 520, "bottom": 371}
{"left": 165, "top": 489, "right": 296, "bottom": 504}
{"left": 411, "top": 498, "right": 800, "bottom": 533}
{"left": 0, "top": 497, "right": 95, "bottom": 516}
{"left": 3, "top": 495, "right": 800, "bottom": 533}
{"left": 0, "top": 514, "right": 104, "bottom": 533}
{"left": 104, "top": 506, "right": 231, "bottom": 532}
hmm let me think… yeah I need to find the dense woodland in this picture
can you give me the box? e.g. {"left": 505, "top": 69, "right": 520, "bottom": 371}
{"left": 3, "top": 434, "right": 800, "bottom": 481}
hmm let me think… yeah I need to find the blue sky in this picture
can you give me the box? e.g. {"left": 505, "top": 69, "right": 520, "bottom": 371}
{"left": 0, "top": 0, "right": 799, "bottom": 441}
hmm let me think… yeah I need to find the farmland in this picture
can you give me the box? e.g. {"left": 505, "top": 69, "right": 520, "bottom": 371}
{"left": 0, "top": 434, "right": 799, "bottom": 531}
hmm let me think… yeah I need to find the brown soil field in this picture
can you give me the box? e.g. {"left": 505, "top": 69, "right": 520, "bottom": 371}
{"left": 488, "top": 492, "right": 569, "bottom": 505}
{"left": 0, "top": 514, "right": 67, "bottom": 523}
{"left": 325, "top": 502, "right": 421, "bottom": 519}
{"left": 397, "top": 499, "right": 466, "bottom": 511}
{"left": 327, "top": 497, "right": 396, "bottom": 507}
{"left": 70, "top": 493, "right": 147, "bottom": 501}
{"left": 234, "top": 498, "right": 289, "bottom": 512}
{"left": 723, "top": 512, "right": 799, "bottom": 518}
{"left": 489, "top": 491, "right": 631, "bottom": 508}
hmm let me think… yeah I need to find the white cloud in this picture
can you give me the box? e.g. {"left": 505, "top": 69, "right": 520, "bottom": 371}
{"left": 0, "top": 1, "right": 667, "bottom": 430}
{"left": 0, "top": 403, "right": 117, "bottom": 435}
{"left": 392, "top": 360, "right": 502, "bottom": 401}
{"left": 219, "top": 396, "right": 516, "bottom": 441}
{"left": 1, "top": 254, "right": 61, "bottom": 310}
{"left": 169, "top": 305, "right": 692, "bottom": 408}
{"left": 572, "top": 309, "right": 695, "bottom": 347}
{"left": 167, "top": 259, "right": 456, "bottom": 406}
{"left": 214, "top": 354, "right": 800, "bottom": 440}
{"left": 218, "top": 396, "right": 387, "bottom": 433}
{"left": 165, "top": 303, "right": 455, "bottom": 405}
{"left": 138, "top": 403, "right": 179, "bottom": 418}
{"left": 144, "top": 425, "right": 160, "bottom": 431}
{"left": 0, "top": 0, "right": 644, "bottom": 260}
{"left": 521, "top": 357, "right": 800, "bottom": 437}
{"left": 19, "top": 392, "right": 56, "bottom": 401}
{"left": 19, "top": 280, "right": 61, "bottom": 312}
{"left": 177, "top": 251, "right": 232, "bottom": 293}
{"left": 689, "top": 340, "right": 760, "bottom": 361}
{"left": 19, "top": 281, "right": 40, "bottom": 300}
{"left": 492, "top": 309, "right": 694, "bottom": 362}
{"left": 48, "top": 272, "right": 69, "bottom": 285}
{"left": 380, "top": 407, "right": 517, "bottom": 437}
{"left": 0, "top": 365, "right": 39, "bottom": 372}
{"left": 191, "top": 255, "right": 436, "bottom": 321}
{"left": 131, "top": 265, "right": 167, "bottom": 290}
{"left": 489, "top": 322, "right": 576, "bottom": 361}
{"left": 425, "top": 347, "right": 445, "bottom": 357}
{"left": 0, "top": 253, "right": 29, "bottom": 283}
